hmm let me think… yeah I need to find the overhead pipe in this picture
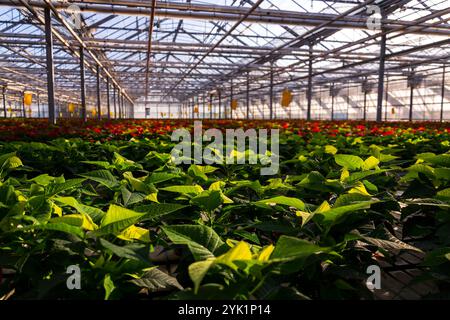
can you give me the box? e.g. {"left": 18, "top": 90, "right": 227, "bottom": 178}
{"left": 162, "top": 0, "right": 265, "bottom": 100}
{"left": 41, "top": 0, "right": 134, "bottom": 104}
{"left": 144, "top": 0, "right": 157, "bottom": 103}
{"left": 3, "top": 0, "right": 449, "bottom": 36}
{"left": 196, "top": 4, "right": 450, "bottom": 96}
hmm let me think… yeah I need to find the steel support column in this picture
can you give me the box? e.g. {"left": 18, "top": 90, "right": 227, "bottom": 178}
{"left": 96, "top": 64, "right": 101, "bottom": 120}
{"left": 2, "top": 86, "right": 6, "bottom": 118}
{"left": 121, "top": 94, "right": 124, "bottom": 119}
{"left": 117, "top": 88, "right": 121, "bottom": 119}
{"left": 80, "top": 46, "right": 87, "bottom": 122}
{"left": 202, "top": 93, "right": 206, "bottom": 119}
{"left": 230, "top": 79, "right": 233, "bottom": 120}
{"left": 113, "top": 84, "right": 117, "bottom": 119}
{"left": 331, "top": 91, "right": 335, "bottom": 121}
{"left": 22, "top": 91, "right": 26, "bottom": 118}
{"left": 269, "top": 63, "right": 274, "bottom": 120}
{"left": 385, "top": 77, "right": 389, "bottom": 121}
{"left": 37, "top": 94, "right": 40, "bottom": 118}
{"left": 106, "top": 77, "right": 110, "bottom": 120}
{"left": 44, "top": 6, "right": 56, "bottom": 124}
{"left": 210, "top": 94, "right": 213, "bottom": 120}
{"left": 376, "top": 13, "right": 387, "bottom": 123}
{"left": 440, "top": 64, "right": 446, "bottom": 122}
{"left": 346, "top": 82, "right": 350, "bottom": 120}
{"left": 307, "top": 44, "right": 313, "bottom": 121}
{"left": 218, "top": 90, "right": 222, "bottom": 119}
{"left": 196, "top": 96, "right": 199, "bottom": 119}
{"left": 363, "top": 91, "right": 367, "bottom": 121}
{"left": 246, "top": 71, "right": 250, "bottom": 119}
{"left": 409, "top": 73, "right": 414, "bottom": 122}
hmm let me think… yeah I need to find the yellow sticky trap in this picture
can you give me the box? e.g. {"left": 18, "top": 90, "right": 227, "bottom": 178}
{"left": 281, "top": 88, "right": 293, "bottom": 107}
{"left": 231, "top": 99, "right": 238, "bottom": 110}
{"left": 23, "top": 92, "right": 32, "bottom": 106}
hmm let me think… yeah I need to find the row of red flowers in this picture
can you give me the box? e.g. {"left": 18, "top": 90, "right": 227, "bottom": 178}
{"left": 0, "top": 118, "right": 448, "bottom": 141}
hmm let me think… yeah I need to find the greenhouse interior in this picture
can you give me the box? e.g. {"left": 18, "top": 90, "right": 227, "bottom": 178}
{"left": 0, "top": 0, "right": 449, "bottom": 303}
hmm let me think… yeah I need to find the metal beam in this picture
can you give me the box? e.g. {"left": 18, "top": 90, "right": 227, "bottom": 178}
{"left": 363, "top": 91, "right": 367, "bottom": 121}
{"left": 80, "top": 46, "right": 87, "bottom": 122}
{"left": 44, "top": 6, "right": 55, "bottom": 124}
{"left": 22, "top": 91, "right": 26, "bottom": 118}
{"left": 144, "top": 0, "right": 157, "bottom": 101}
{"left": 107, "top": 76, "right": 110, "bottom": 119}
{"left": 376, "top": 14, "right": 387, "bottom": 123}
{"left": 218, "top": 89, "right": 222, "bottom": 119}
{"left": 96, "top": 64, "right": 101, "bottom": 120}
{"left": 42, "top": 0, "right": 133, "bottom": 104}
{"left": 163, "top": 0, "right": 264, "bottom": 99}
{"left": 2, "top": 86, "right": 6, "bottom": 118}
{"left": 121, "top": 92, "right": 124, "bottom": 119}
{"left": 331, "top": 91, "right": 335, "bottom": 121}
{"left": 269, "top": 62, "right": 274, "bottom": 120}
{"left": 441, "top": 64, "right": 446, "bottom": 122}
{"left": 409, "top": 72, "right": 414, "bottom": 121}
{"left": 307, "top": 45, "right": 313, "bottom": 121}
{"left": 37, "top": 93, "right": 40, "bottom": 118}
{"left": 339, "top": 93, "right": 360, "bottom": 110}
{"left": 209, "top": 93, "right": 212, "bottom": 120}
{"left": 386, "top": 92, "right": 405, "bottom": 108}
{"left": 200, "top": 3, "right": 450, "bottom": 99}
{"left": 5, "top": 1, "right": 450, "bottom": 36}
{"left": 113, "top": 84, "right": 117, "bottom": 119}
{"left": 230, "top": 79, "right": 233, "bottom": 120}
{"left": 246, "top": 71, "right": 250, "bottom": 119}
{"left": 202, "top": 93, "right": 205, "bottom": 119}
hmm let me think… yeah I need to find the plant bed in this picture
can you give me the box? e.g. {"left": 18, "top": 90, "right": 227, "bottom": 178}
{"left": 0, "top": 120, "right": 449, "bottom": 300}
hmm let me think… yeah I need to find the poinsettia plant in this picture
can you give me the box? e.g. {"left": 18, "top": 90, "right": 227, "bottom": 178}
{"left": 0, "top": 119, "right": 449, "bottom": 300}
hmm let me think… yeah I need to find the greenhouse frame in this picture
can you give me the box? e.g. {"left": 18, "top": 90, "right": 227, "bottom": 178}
{"left": 0, "top": 0, "right": 448, "bottom": 122}
{"left": 1, "top": 0, "right": 450, "bottom": 304}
